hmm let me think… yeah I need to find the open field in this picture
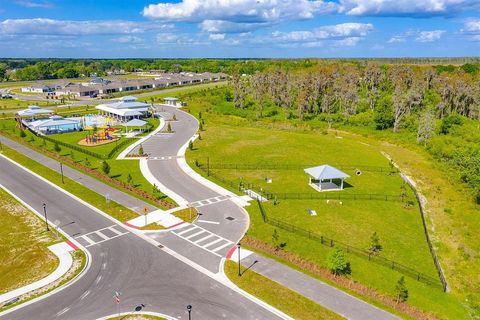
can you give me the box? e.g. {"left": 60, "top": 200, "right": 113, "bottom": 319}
{"left": 0, "top": 188, "right": 59, "bottom": 295}
{"left": 184, "top": 89, "right": 471, "bottom": 319}
{"left": 0, "top": 99, "right": 59, "bottom": 111}
{"left": 224, "top": 260, "right": 344, "bottom": 320}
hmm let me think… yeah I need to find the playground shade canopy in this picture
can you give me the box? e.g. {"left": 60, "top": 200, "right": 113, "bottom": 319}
{"left": 304, "top": 165, "right": 350, "bottom": 180}
{"left": 17, "top": 105, "right": 53, "bottom": 117}
{"left": 124, "top": 119, "right": 147, "bottom": 127}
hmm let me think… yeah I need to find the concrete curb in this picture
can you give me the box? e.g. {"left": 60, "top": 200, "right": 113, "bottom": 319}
{"left": 117, "top": 117, "right": 166, "bottom": 160}
{"left": 139, "top": 158, "right": 188, "bottom": 207}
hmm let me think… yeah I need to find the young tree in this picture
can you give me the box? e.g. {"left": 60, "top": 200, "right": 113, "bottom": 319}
{"left": 127, "top": 173, "right": 133, "bottom": 185}
{"left": 138, "top": 144, "right": 144, "bottom": 156}
{"left": 167, "top": 122, "right": 172, "bottom": 133}
{"left": 369, "top": 232, "right": 383, "bottom": 255}
{"left": 189, "top": 140, "right": 193, "bottom": 150}
{"left": 327, "top": 247, "right": 351, "bottom": 276}
{"left": 272, "top": 229, "right": 280, "bottom": 250}
{"left": 102, "top": 160, "right": 110, "bottom": 175}
{"left": 394, "top": 276, "right": 409, "bottom": 303}
{"left": 54, "top": 142, "right": 61, "bottom": 152}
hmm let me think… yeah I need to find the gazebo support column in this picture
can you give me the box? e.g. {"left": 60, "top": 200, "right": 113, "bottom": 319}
{"left": 340, "top": 179, "right": 344, "bottom": 190}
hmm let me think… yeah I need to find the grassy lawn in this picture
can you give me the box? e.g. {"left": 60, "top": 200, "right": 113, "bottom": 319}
{"left": 0, "top": 118, "right": 173, "bottom": 208}
{"left": 0, "top": 99, "right": 59, "bottom": 111}
{"left": 183, "top": 90, "right": 470, "bottom": 319}
{"left": 224, "top": 260, "right": 344, "bottom": 320}
{"left": 0, "top": 188, "right": 59, "bottom": 295}
{"left": 171, "top": 207, "right": 198, "bottom": 223}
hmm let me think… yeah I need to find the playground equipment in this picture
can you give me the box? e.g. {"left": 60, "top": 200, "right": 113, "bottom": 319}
{"left": 84, "top": 127, "right": 118, "bottom": 145}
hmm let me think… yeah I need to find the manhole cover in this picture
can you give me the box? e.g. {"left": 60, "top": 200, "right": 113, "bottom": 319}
{"left": 226, "top": 217, "right": 235, "bottom": 221}
{"left": 157, "top": 244, "right": 164, "bottom": 249}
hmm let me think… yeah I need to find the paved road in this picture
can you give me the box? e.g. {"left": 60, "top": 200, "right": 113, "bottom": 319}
{"left": 0, "top": 156, "right": 284, "bottom": 320}
{"left": 1, "top": 137, "right": 157, "bottom": 214}
{"left": 137, "top": 106, "right": 400, "bottom": 320}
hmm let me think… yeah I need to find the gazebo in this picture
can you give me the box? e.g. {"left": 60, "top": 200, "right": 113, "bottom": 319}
{"left": 304, "top": 165, "right": 350, "bottom": 192}
{"left": 123, "top": 118, "right": 147, "bottom": 134}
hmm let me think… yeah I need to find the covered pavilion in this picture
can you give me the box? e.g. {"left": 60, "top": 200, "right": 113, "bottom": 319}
{"left": 304, "top": 165, "right": 350, "bottom": 192}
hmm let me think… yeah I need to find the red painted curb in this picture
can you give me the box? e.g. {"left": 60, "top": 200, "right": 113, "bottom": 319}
{"left": 167, "top": 221, "right": 186, "bottom": 229}
{"left": 66, "top": 240, "right": 79, "bottom": 251}
{"left": 124, "top": 221, "right": 140, "bottom": 229}
{"left": 225, "top": 245, "right": 237, "bottom": 259}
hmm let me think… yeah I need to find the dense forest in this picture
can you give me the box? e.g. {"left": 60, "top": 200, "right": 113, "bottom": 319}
{"left": 1, "top": 58, "right": 480, "bottom": 82}
{"left": 228, "top": 62, "right": 480, "bottom": 197}
{"left": 0, "top": 59, "right": 317, "bottom": 81}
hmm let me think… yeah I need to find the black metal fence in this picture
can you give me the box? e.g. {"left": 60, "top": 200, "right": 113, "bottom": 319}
{"left": 256, "top": 199, "right": 445, "bottom": 291}
{"left": 263, "top": 192, "right": 404, "bottom": 202}
{"left": 196, "top": 160, "right": 395, "bottom": 173}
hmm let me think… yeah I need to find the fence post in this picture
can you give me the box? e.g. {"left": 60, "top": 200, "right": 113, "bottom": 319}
{"left": 207, "top": 157, "right": 210, "bottom": 176}
{"left": 330, "top": 239, "right": 334, "bottom": 247}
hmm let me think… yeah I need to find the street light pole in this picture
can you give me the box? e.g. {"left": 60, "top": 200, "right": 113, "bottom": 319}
{"left": 187, "top": 305, "right": 192, "bottom": 320}
{"left": 42, "top": 203, "right": 49, "bottom": 231}
{"left": 60, "top": 162, "right": 64, "bottom": 184}
{"left": 237, "top": 242, "right": 241, "bottom": 277}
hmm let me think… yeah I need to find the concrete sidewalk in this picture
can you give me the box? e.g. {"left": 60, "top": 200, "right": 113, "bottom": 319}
{"left": 0, "top": 137, "right": 157, "bottom": 215}
{"left": 238, "top": 253, "right": 400, "bottom": 320}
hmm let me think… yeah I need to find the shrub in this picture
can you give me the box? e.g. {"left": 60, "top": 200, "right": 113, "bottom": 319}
{"left": 189, "top": 140, "right": 193, "bottom": 150}
{"left": 19, "top": 130, "right": 26, "bottom": 138}
{"left": 369, "top": 232, "right": 383, "bottom": 255}
{"left": 327, "top": 247, "right": 351, "bottom": 276}
{"left": 167, "top": 122, "right": 172, "bottom": 132}
{"left": 102, "top": 160, "right": 110, "bottom": 175}
{"left": 54, "top": 142, "right": 61, "bottom": 152}
{"left": 138, "top": 144, "right": 144, "bottom": 155}
{"left": 394, "top": 276, "right": 409, "bottom": 303}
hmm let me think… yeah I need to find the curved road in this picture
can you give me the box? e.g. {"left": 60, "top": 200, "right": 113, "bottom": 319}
{"left": 0, "top": 155, "right": 283, "bottom": 319}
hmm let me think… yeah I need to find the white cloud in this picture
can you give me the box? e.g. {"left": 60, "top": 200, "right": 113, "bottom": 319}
{"left": 15, "top": 0, "right": 53, "bottom": 8}
{"left": 388, "top": 35, "right": 406, "bottom": 43}
{"left": 415, "top": 30, "right": 445, "bottom": 42}
{"left": 209, "top": 33, "right": 225, "bottom": 40}
{"left": 339, "top": 0, "right": 479, "bottom": 16}
{"left": 112, "top": 36, "right": 144, "bottom": 44}
{"left": 269, "top": 23, "right": 373, "bottom": 43}
{"left": 156, "top": 32, "right": 209, "bottom": 46}
{"left": 461, "top": 18, "right": 480, "bottom": 41}
{"left": 0, "top": 18, "right": 171, "bottom": 35}
{"left": 143, "top": 0, "right": 336, "bottom": 33}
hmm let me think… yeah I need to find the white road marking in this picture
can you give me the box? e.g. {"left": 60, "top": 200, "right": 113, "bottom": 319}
{"left": 184, "top": 230, "right": 205, "bottom": 240}
{"left": 197, "top": 219, "right": 220, "bottom": 225}
{"left": 102, "top": 262, "right": 107, "bottom": 270}
{"left": 95, "top": 275, "right": 102, "bottom": 284}
{"left": 56, "top": 307, "right": 70, "bottom": 316}
{"left": 194, "top": 234, "right": 215, "bottom": 244}
{"left": 96, "top": 231, "right": 109, "bottom": 240}
{"left": 80, "top": 290, "right": 90, "bottom": 300}
{"left": 202, "top": 238, "right": 223, "bottom": 248}
{"left": 84, "top": 232, "right": 129, "bottom": 248}
{"left": 211, "top": 242, "right": 232, "bottom": 253}
{"left": 80, "top": 235, "right": 95, "bottom": 245}
{"left": 176, "top": 225, "right": 198, "bottom": 236}
{"left": 108, "top": 226, "right": 124, "bottom": 236}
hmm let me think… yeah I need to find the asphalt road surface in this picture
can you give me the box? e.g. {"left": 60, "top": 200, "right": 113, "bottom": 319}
{"left": 0, "top": 156, "right": 284, "bottom": 320}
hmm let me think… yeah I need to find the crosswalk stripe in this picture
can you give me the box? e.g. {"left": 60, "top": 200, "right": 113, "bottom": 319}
{"left": 80, "top": 235, "right": 95, "bottom": 245}
{"left": 202, "top": 238, "right": 223, "bottom": 248}
{"left": 95, "top": 231, "right": 109, "bottom": 240}
{"left": 108, "top": 226, "right": 124, "bottom": 236}
{"left": 211, "top": 242, "right": 232, "bottom": 253}
{"left": 194, "top": 234, "right": 215, "bottom": 244}
{"left": 184, "top": 230, "right": 205, "bottom": 240}
{"left": 176, "top": 225, "right": 197, "bottom": 236}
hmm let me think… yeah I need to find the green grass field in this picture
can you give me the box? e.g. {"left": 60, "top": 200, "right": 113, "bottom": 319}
{"left": 183, "top": 91, "right": 471, "bottom": 319}
{"left": 0, "top": 188, "right": 59, "bottom": 295}
{"left": 0, "top": 99, "right": 58, "bottom": 111}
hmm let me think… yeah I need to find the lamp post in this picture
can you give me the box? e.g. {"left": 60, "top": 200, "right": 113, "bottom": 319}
{"left": 60, "top": 162, "right": 64, "bottom": 184}
{"left": 186, "top": 305, "right": 192, "bottom": 320}
{"left": 42, "top": 203, "right": 49, "bottom": 231}
{"left": 237, "top": 242, "right": 241, "bottom": 277}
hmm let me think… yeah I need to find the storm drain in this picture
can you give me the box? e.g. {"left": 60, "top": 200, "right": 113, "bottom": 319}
{"left": 226, "top": 217, "right": 235, "bottom": 221}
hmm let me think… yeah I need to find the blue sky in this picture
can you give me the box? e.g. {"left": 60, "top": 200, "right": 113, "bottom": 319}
{"left": 0, "top": 0, "right": 479, "bottom": 58}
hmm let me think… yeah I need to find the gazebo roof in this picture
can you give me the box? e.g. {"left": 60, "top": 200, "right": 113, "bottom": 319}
{"left": 304, "top": 165, "right": 350, "bottom": 180}
{"left": 124, "top": 119, "right": 147, "bottom": 127}
{"left": 164, "top": 97, "right": 178, "bottom": 101}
